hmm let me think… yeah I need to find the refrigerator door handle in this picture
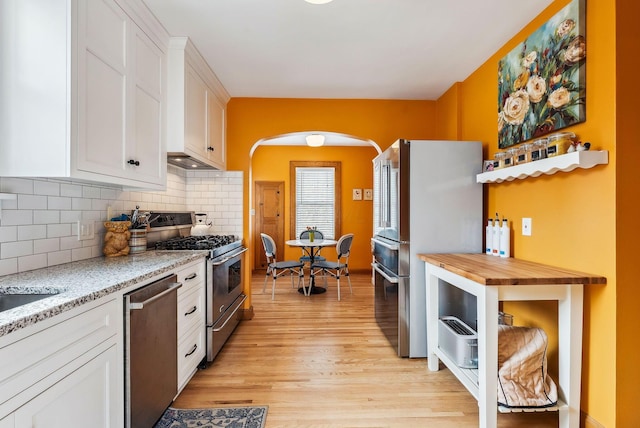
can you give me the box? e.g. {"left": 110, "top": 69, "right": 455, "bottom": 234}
{"left": 371, "top": 262, "right": 399, "bottom": 284}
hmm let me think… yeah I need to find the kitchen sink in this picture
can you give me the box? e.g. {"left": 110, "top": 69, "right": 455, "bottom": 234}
{"left": 0, "top": 293, "right": 59, "bottom": 313}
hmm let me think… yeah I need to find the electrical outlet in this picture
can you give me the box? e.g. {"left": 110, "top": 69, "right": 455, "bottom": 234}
{"left": 364, "top": 189, "right": 373, "bottom": 200}
{"left": 77, "top": 221, "right": 95, "bottom": 241}
{"left": 522, "top": 218, "right": 532, "bottom": 236}
{"left": 352, "top": 188, "right": 362, "bottom": 200}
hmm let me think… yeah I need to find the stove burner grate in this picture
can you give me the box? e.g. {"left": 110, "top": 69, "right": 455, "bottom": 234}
{"left": 154, "top": 235, "right": 239, "bottom": 251}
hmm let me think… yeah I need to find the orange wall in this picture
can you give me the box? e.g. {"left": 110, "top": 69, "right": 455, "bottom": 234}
{"left": 436, "top": 0, "right": 617, "bottom": 425}
{"left": 226, "top": 98, "right": 436, "bottom": 307}
{"left": 252, "top": 145, "right": 378, "bottom": 267}
{"left": 615, "top": 0, "right": 640, "bottom": 426}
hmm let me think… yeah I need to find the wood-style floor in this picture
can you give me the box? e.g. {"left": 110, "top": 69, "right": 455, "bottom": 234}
{"left": 173, "top": 272, "right": 558, "bottom": 427}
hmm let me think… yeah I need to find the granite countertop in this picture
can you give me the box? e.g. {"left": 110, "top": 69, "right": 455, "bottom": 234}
{"left": 0, "top": 251, "right": 208, "bottom": 338}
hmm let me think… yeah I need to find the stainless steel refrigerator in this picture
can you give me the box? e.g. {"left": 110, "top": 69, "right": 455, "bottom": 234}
{"left": 371, "top": 139, "right": 482, "bottom": 357}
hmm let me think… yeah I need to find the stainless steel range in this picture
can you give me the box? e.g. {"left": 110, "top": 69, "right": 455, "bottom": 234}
{"left": 147, "top": 211, "right": 247, "bottom": 363}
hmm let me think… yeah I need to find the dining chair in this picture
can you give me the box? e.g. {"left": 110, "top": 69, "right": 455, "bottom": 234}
{"left": 260, "top": 233, "right": 307, "bottom": 299}
{"left": 298, "top": 229, "right": 327, "bottom": 265}
{"left": 310, "top": 233, "right": 354, "bottom": 301}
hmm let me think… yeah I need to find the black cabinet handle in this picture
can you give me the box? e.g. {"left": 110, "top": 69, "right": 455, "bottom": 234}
{"left": 128, "top": 159, "right": 140, "bottom": 166}
{"left": 185, "top": 344, "right": 197, "bottom": 357}
{"left": 184, "top": 306, "right": 197, "bottom": 316}
{"left": 185, "top": 273, "right": 197, "bottom": 281}
{"left": 207, "top": 146, "right": 214, "bottom": 151}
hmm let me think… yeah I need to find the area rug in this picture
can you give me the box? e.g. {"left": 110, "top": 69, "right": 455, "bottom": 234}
{"left": 154, "top": 406, "right": 268, "bottom": 428}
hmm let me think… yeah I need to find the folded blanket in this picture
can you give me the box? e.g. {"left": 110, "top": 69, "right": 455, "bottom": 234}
{"left": 497, "top": 325, "right": 558, "bottom": 409}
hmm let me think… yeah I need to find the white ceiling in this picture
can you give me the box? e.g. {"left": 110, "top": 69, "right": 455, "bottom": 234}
{"left": 143, "top": 0, "right": 554, "bottom": 100}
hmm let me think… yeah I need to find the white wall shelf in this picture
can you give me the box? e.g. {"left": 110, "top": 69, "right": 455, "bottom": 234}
{"left": 476, "top": 150, "right": 609, "bottom": 184}
{"left": 0, "top": 193, "right": 16, "bottom": 220}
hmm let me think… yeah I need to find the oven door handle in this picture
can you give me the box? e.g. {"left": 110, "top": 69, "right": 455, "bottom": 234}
{"left": 371, "top": 237, "right": 399, "bottom": 251}
{"left": 212, "top": 294, "right": 247, "bottom": 332}
{"left": 371, "top": 262, "right": 399, "bottom": 284}
{"left": 210, "top": 247, "right": 248, "bottom": 266}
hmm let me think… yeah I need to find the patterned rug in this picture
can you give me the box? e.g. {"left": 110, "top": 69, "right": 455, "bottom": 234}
{"left": 154, "top": 406, "right": 268, "bottom": 428}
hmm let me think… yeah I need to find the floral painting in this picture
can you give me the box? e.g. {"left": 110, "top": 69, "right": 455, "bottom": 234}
{"left": 498, "top": 0, "right": 586, "bottom": 148}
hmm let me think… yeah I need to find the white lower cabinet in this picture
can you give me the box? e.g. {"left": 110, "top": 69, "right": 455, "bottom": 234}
{"left": 0, "top": 298, "right": 123, "bottom": 428}
{"left": 13, "top": 343, "right": 120, "bottom": 428}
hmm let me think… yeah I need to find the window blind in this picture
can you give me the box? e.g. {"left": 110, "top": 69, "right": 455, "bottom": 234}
{"left": 295, "top": 167, "right": 335, "bottom": 239}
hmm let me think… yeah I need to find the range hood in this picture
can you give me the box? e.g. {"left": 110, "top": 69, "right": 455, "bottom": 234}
{"left": 167, "top": 154, "right": 219, "bottom": 170}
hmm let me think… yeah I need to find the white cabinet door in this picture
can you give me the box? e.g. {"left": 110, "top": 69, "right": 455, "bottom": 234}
{"left": 207, "top": 91, "right": 226, "bottom": 168}
{"left": 185, "top": 65, "right": 208, "bottom": 158}
{"left": 76, "top": 0, "right": 128, "bottom": 180}
{"left": 0, "top": 414, "right": 13, "bottom": 428}
{"left": 76, "top": 0, "right": 165, "bottom": 187}
{"left": 130, "top": 24, "right": 165, "bottom": 185}
{"left": 13, "top": 344, "right": 120, "bottom": 428}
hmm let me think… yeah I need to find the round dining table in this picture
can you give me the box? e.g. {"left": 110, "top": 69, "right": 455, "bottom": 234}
{"left": 286, "top": 238, "right": 337, "bottom": 294}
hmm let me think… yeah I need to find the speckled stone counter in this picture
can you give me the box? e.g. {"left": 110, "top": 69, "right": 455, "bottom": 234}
{"left": 0, "top": 251, "right": 208, "bottom": 337}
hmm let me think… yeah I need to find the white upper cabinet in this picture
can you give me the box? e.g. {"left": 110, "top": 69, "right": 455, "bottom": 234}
{"left": 0, "top": 0, "right": 167, "bottom": 190}
{"left": 167, "top": 37, "right": 230, "bottom": 170}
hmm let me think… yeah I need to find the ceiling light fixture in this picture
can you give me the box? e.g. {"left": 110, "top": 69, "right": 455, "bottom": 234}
{"left": 304, "top": 0, "right": 333, "bottom": 4}
{"left": 306, "top": 134, "right": 325, "bottom": 147}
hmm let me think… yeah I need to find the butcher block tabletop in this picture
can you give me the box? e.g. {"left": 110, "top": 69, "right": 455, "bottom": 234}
{"left": 418, "top": 253, "right": 607, "bottom": 286}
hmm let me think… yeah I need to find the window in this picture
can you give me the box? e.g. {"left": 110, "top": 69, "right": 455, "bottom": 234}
{"left": 290, "top": 161, "right": 341, "bottom": 240}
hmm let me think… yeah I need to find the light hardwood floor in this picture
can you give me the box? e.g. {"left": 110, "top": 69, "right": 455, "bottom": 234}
{"left": 173, "top": 272, "right": 558, "bottom": 427}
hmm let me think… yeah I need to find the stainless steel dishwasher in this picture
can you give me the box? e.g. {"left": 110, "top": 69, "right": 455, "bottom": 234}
{"left": 124, "top": 274, "right": 182, "bottom": 428}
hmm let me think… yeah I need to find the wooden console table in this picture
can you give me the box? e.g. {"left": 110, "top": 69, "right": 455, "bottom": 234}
{"left": 419, "top": 253, "right": 606, "bottom": 428}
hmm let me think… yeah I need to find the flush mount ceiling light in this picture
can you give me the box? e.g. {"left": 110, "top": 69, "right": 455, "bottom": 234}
{"left": 306, "top": 134, "right": 325, "bottom": 147}
{"left": 304, "top": 0, "right": 334, "bottom": 4}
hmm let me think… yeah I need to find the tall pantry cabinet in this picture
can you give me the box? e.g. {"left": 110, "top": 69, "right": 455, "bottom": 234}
{"left": 0, "top": 0, "right": 168, "bottom": 189}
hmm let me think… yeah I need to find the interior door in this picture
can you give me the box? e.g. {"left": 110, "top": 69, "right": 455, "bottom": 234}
{"left": 254, "top": 181, "right": 284, "bottom": 270}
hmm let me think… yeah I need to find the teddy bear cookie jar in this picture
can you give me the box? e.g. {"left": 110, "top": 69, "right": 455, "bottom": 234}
{"left": 103, "top": 221, "right": 132, "bottom": 257}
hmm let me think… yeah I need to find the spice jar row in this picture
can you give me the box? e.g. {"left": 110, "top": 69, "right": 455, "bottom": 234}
{"left": 484, "top": 132, "right": 591, "bottom": 172}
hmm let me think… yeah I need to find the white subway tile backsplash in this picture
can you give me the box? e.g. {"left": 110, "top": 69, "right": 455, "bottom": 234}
{"left": 72, "top": 197, "right": 93, "bottom": 211}
{"left": 60, "top": 210, "right": 82, "bottom": 224}
{"left": 60, "top": 183, "right": 83, "bottom": 197}
{"left": 1, "top": 178, "right": 34, "bottom": 194}
{"left": 0, "top": 226, "right": 17, "bottom": 243}
{"left": 71, "top": 246, "right": 93, "bottom": 261}
{"left": 0, "top": 171, "right": 242, "bottom": 274}
{"left": 82, "top": 186, "right": 101, "bottom": 199}
{"left": 1, "top": 210, "right": 33, "bottom": 226}
{"left": 48, "top": 250, "right": 72, "bottom": 266}
{"left": 34, "top": 238, "right": 61, "bottom": 254}
{"left": 1, "top": 241, "right": 33, "bottom": 258}
{"left": 18, "top": 225, "right": 47, "bottom": 241}
{"left": 18, "top": 194, "right": 48, "bottom": 210}
{"left": 18, "top": 254, "right": 47, "bottom": 272}
{"left": 101, "top": 187, "right": 119, "bottom": 199}
{"left": 34, "top": 210, "right": 60, "bottom": 225}
{"left": 60, "top": 236, "right": 83, "bottom": 250}
{"left": 48, "top": 196, "right": 72, "bottom": 210}
{"left": 0, "top": 258, "right": 18, "bottom": 276}
{"left": 34, "top": 181, "right": 60, "bottom": 196}
{"left": 47, "top": 223, "right": 71, "bottom": 238}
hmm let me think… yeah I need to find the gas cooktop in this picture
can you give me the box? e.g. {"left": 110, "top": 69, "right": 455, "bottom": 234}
{"left": 154, "top": 235, "right": 239, "bottom": 251}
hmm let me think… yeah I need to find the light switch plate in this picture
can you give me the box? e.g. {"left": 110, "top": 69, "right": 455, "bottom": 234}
{"left": 364, "top": 189, "right": 373, "bottom": 200}
{"left": 77, "top": 220, "right": 95, "bottom": 241}
{"left": 522, "top": 217, "right": 532, "bottom": 236}
{"left": 352, "top": 188, "right": 362, "bottom": 200}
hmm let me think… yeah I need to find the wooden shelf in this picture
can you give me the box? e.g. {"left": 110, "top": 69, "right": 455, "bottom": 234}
{"left": 476, "top": 150, "right": 609, "bottom": 184}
